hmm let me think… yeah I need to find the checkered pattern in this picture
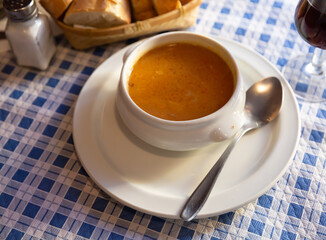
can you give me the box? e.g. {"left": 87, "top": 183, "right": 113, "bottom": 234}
{"left": 0, "top": 0, "right": 325, "bottom": 239}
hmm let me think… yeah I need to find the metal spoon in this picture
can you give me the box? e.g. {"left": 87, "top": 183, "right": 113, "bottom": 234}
{"left": 180, "top": 76, "right": 283, "bottom": 221}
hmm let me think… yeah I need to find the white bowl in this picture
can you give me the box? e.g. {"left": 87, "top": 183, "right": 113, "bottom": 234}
{"left": 116, "top": 32, "right": 245, "bottom": 151}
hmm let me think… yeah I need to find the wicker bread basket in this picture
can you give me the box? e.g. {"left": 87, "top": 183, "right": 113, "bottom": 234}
{"left": 54, "top": 0, "right": 202, "bottom": 49}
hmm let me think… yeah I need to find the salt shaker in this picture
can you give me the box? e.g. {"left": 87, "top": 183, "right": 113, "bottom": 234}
{"left": 3, "top": 0, "right": 56, "bottom": 70}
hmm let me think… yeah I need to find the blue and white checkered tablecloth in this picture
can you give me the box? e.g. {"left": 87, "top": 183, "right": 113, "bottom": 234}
{"left": 1, "top": 0, "right": 326, "bottom": 239}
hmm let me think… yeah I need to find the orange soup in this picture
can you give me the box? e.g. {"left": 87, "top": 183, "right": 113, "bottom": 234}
{"left": 128, "top": 42, "right": 234, "bottom": 121}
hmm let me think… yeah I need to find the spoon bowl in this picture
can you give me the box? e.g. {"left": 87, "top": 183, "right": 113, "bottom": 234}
{"left": 245, "top": 77, "right": 283, "bottom": 126}
{"left": 180, "top": 76, "right": 283, "bottom": 221}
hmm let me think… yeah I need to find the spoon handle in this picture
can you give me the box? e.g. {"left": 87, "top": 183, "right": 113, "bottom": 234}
{"left": 180, "top": 128, "right": 247, "bottom": 221}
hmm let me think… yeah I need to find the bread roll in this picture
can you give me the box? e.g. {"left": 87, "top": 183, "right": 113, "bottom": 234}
{"left": 134, "top": 9, "right": 157, "bottom": 20}
{"left": 131, "top": 0, "right": 153, "bottom": 13}
{"left": 63, "top": 0, "right": 131, "bottom": 28}
{"left": 152, "top": 0, "right": 181, "bottom": 15}
{"left": 40, "top": 0, "right": 72, "bottom": 19}
{"left": 130, "top": 0, "right": 157, "bottom": 21}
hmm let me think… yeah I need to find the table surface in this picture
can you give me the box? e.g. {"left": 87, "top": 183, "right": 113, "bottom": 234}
{"left": 1, "top": 0, "right": 326, "bottom": 239}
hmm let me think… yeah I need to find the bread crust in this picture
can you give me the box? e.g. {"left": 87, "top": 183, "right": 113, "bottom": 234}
{"left": 152, "top": 0, "right": 182, "bottom": 15}
{"left": 130, "top": 0, "right": 156, "bottom": 20}
{"left": 63, "top": 0, "right": 131, "bottom": 28}
{"left": 40, "top": 0, "right": 72, "bottom": 19}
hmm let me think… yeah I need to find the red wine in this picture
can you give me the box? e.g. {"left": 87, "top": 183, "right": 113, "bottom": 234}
{"left": 295, "top": 0, "right": 326, "bottom": 49}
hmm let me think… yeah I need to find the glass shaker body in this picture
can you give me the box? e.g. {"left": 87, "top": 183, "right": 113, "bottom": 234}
{"left": 4, "top": 0, "right": 56, "bottom": 70}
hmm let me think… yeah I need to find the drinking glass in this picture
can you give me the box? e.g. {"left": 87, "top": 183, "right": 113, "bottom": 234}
{"left": 282, "top": 0, "right": 326, "bottom": 102}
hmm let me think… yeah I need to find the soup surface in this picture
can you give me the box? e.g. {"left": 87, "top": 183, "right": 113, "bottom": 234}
{"left": 128, "top": 42, "right": 234, "bottom": 121}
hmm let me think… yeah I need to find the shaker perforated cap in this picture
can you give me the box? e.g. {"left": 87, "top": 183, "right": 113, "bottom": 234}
{"left": 3, "top": 0, "right": 37, "bottom": 21}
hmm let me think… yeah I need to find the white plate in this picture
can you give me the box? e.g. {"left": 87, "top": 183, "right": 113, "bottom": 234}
{"left": 73, "top": 36, "right": 300, "bottom": 219}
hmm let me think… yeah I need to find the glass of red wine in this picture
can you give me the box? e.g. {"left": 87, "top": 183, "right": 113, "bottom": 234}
{"left": 282, "top": 0, "right": 326, "bottom": 102}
